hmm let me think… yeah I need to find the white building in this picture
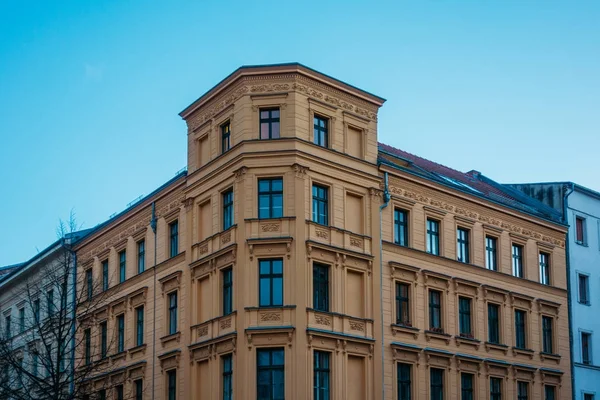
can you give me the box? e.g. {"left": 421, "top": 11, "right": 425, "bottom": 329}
{"left": 512, "top": 182, "right": 600, "bottom": 400}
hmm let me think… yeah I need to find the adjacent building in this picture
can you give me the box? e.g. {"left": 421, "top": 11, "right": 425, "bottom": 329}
{"left": 511, "top": 182, "right": 600, "bottom": 400}
{"left": 72, "top": 63, "right": 572, "bottom": 400}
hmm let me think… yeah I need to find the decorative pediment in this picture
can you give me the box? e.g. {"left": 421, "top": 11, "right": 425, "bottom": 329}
{"left": 158, "top": 350, "right": 181, "bottom": 373}
{"left": 159, "top": 271, "right": 182, "bottom": 294}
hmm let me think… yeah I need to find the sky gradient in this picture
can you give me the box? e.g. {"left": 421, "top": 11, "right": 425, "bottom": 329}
{"left": 1, "top": 0, "right": 598, "bottom": 266}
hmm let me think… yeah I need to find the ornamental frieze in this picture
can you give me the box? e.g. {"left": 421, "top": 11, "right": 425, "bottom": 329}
{"left": 388, "top": 184, "right": 565, "bottom": 248}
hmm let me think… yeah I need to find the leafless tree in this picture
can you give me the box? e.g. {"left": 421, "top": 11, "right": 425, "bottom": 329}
{"left": 0, "top": 214, "right": 140, "bottom": 400}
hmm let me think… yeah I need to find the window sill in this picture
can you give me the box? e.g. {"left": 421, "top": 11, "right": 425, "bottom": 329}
{"left": 578, "top": 301, "right": 592, "bottom": 307}
{"left": 425, "top": 329, "right": 451, "bottom": 345}
{"left": 455, "top": 335, "right": 481, "bottom": 349}
{"left": 512, "top": 346, "right": 535, "bottom": 359}
{"left": 540, "top": 352, "right": 561, "bottom": 363}
{"left": 160, "top": 331, "right": 181, "bottom": 347}
{"left": 128, "top": 343, "right": 147, "bottom": 357}
{"left": 484, "top": 342, "right": 509, "bottom": 355}
{"left": 391, "top": 323, "right": 419, "bottom": 339}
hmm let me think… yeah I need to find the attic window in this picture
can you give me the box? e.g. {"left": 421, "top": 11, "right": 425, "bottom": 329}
{"left": 437, "top": 175, "right": 481, "bottom": 194}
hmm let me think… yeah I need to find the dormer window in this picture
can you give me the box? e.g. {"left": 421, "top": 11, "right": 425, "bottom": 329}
{"left": 313, "top": 115, "right": 328, "bottom": 147}
{"left": 260, "top": 108, "right": 280, "bottom": 139}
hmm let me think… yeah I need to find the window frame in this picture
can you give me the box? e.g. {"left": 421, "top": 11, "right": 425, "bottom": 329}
{"left": 259, "top": 108, "right": 281, "bottom": 140}
{"left": 259, "top": 259, "right": 284, "bottom": 307}
{"left": 458, "top": 296, "right": 472, "bottom": 338}
{"left": 456, "top": 227, "right": 470, "bottom": 263}
{"left": 397, "top": 362, "right": 412, "bottom": 400}
{"left": 312, "top": 263, "right": 330, "bottom": 312}
{"left": 394, "top": 208, "right": 409, "bottom": 247}
{"left": 428, "top": 289, "right": 443, "bottom": 332}
{"left": 256, "top": 347, "right": 285, "bottom": 400}
{"left": 514, "top": 309, "right": 527, "bottom": 349}
{"left": 258, "top": 178, "right": 284, "bottom": 220}
{"left": 544, "top": 385, "right": 556, "bottom": 400}
{"left": 116, "top": 313, "right": 125, "bottom": 353}
{"left": 135, "top": 305, "right": 144, "bottom": 347}
{"left": 169, "top": 220, "right": 179, "bottom": 258}
{"left": 487, "top": 302, "right": 501, "bottom": 345}
{"left": 578, "top": 273, "right": 591, "bottom": 305}
{"left": 137, "top": 239, "right": 145, "bottom": 274}
{"left": 489, "top": 377, "right": 502, "bottom": 400}
{"left": 222, "top": 189, "right": 234, "bottom": 231}
{"left": 167, "top": 368, "right": 177, "bottom": 400}
{"left": 221, "top": 120, "right": 231, "bottom": 153}
{"left": 313, "top": 114, "right": 329, "bottom": 148}
{"left": 460, "top": 372, "right": 474, "bottom": 400}
{"left": 135, "top": 379, "right": 143, "bottom": 400}
{"left": 100, "top": 320, "right": 108, "bottom": 358}
{"left": 511, "top": 243, "right": 524, "bottom": 278}
{"left": 86, "top": 268, "right": 93, "bottom": 301}
{"left": 576, "top": 215, "right": 586, "bottom": 245}
{"left": 582, "top": 331, "right": 592, "bottom": 365}
{"left": 168, "top": 291, "right": 178, "bottom": 335}
{"left": 395, "top": 282, "right": 411, "bottom": 326}
{"left": 84, "top": 328, "right": 91, "bottom": 365}
{"left": 119, "top": 250, "right": 127, "bottom": 283}
{"left": 222, "top": 267, "right": 233, "bottom": 316}
{"left": 102, "top": 260, "right": 109, "bottom": 291}
{"left": 222, "top": 353, "right": 233, "bottom": 400}
{"left": 485, "top": 235, "right": 498, "bottom": 271}
{"left": 541, "top": 315, "right": 554, "bottom": 354}
{"left": 517, "top": 381, "right": 529, "bottom": 400}
{"left": 313, "top": 350, "right": 331, "bottom": 400}
{"left": 426, "top": 218, "right": 441, "bottom": 256}
{"left": 539, "top": 252, "right": 550, "bottom": 285}
{"left": 311, "top": 183, "right": 329, "bottom": 226}
{"left": 429, "top": 367, "right": 444, "bottom": 400}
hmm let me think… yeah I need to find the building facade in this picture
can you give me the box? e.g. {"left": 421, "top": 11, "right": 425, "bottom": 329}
{"left": 75, "top": 63, "right": 572, "bottom": 400}
{"left": 512, "top": 182, "right": 600, "bottom": 400}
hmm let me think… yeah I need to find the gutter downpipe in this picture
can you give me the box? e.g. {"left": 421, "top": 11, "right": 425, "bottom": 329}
{"left": 563, "top": 183, "right": 575, "bottom": 400}
{"left": 150, "top": 203, "right": 158, "bottom": 400}
{"left": 379, "top": 171, "right": 391, "bottom": 400}
{"left": 68, "top": 238, "right": 77, "bottom": 396}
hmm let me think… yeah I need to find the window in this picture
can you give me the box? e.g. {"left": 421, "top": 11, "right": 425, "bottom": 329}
{"left": 397, "top": 363, "right": 411, "bottom": 400}
{"left": 458, "top": 297, "right": 472, "bottom": 337}
{"left": 117, "top": 314, "right": 125, "bottom": 353}
{"left": 4, "top": 314, "right": 10, "bottom": 338}
{"left": 542, "top": 316, "right": 553, "bottom": 353}
{"left": 119, "top": 250, "right": 126, "bottom": 283}
{"left": 544, "top": 385, "right": 555, "bottom": 400}
{"left": 136, "top": 306, "right": 144, "bottom": 346}
{"left": 258, "top": 178, "right": 283, "bottom": 219}
{"left": 222, "top": 354, "right": 233, "bottom": 400}
{"left": 84, "top": 328, "right": 91, "bottom": 365}
{"left": 313, "top": 351, "right": 330, "bottom": 400}
{"left": 312, "top": 184, "right": 329, "bottom": 225}
{"left": 102, "top": 260, "right": 109, "bottom": 291}
{"left": 116, "top": 385, "right": 124, "bottom": 400}
{"left": 584, "top": 394, "right": 594, "bottom": 400}
{"left": 539, "top": 252, "right": 550, "bottom": 285}
{"left": 257, "top": 348, "right": 285, "bottom": 400}
{"left": 429, "top": 290, "right": 442, "bottom": 332}
{"left": 430, "top": 368, "right": 444, "bottom": 400}
{"left": 490, "top": 377, "right": 502, "bottom": 400}
{"left": 426, "top": 219, "right": 440, "bottom": 255}
{"left": 47, "top": 289, "right": 54, "bottom": 315}
{"left": 32, "top": 352, "right": 38, "bottom": 376}
{"left": 18, "top": 307, "right": 24, "bottom": 333}
{"left": 260, "top": 108, "right": 280, "bottom": 139}
{"left": 394, "top": 209, "right": 409, "bottom": 246}
{"left": 98, "top": 389, "right": 106, "bottom": 400}
{"left": 100, "top": 321, "right": 107, "bottom": 358}
{"left": 137, "top": 240, "right": 145, "bottom": 274}
{"left": 167, "top": 369, "right": 177, "bottom": 400}
{"left": 488, "top": 304, "right": 500, "bottom": 344}
{"left": 168, "top": 292, "right": 178, "bottom": 335}
{"left": 223, "top": 190, "right": 234, "bottom": 230}
{"left": 259, "top": 259, "right": 283, "bottom": 307}
{"left": 223, "top": 268, "right": 233, "bottom": 316}
{"left": 169, "top": 220, "right": 179, "bottom": 258}
{"left": 313, "top": 115, "right": 328, "bottom": 147}
{"left": 576, "top": 216, "right": 585, "bottom": 244}
{"left": 457, "top": 228, "right": 470, "bottom": 263}
{"left": 222, "top": 121, "right": 231, "bottom": 153}
{"left": 86, "top": 268, "right": 93, "bottom": 300}
{"left": 461, "top": 373, "right": 474, "bottom": 400}
{"left": 395, "top": 282, "right": 410, "bottom": 326}
{"left": 512, "top": 244, "right": 523, "bottom": 278}
{"left": 515, "top": 309, "right": 527, "bottom": 349}
{"left": 485, "top": 236, "right": 498, "bottom": 271}
{"left": 579, "top": 273, "right": 590, "bottom": 304}
{"left": 33, "top": 299, "right": 40, "bottom": 323}
{"left": 582, "top": 332, "right": 592, "bottom": 364}
{"left": 313, "top": 263, "right": 329, "bottom": 312}
{"left": 135, "top": 379, "right": 143, "bottom": 400}
{"left": 517, "top": 381, "right": 528, "bottom": 400}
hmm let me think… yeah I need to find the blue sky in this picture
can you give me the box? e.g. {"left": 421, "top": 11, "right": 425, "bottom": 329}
{"left": 1, "top": 0, "right": 598, "bottom": 266}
